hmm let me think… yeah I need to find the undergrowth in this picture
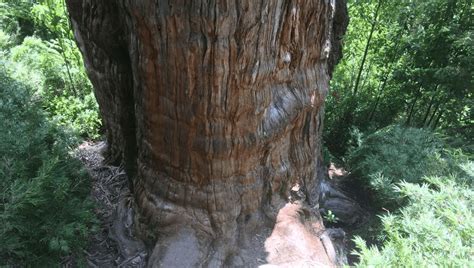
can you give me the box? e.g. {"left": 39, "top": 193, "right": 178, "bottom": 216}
{"left": 7, "top": 36, "right": 101, "bottom": 139}
{"left": 0, "top": 69, "right": 97, "bottom": 266}
{"left": 347, "top": 125, "right": 470, "bottom": 209}
{"left": 345, "top": 125, "right": 473, "bottom": 266}
{"left": 354, "top": 175, "right": 473, "bottom": 266}
{"left": 1, "top": 1, "right": 101, "bottom": 139}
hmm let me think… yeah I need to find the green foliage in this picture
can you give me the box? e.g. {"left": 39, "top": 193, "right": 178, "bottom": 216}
{"left": 0, "top": 29, "right": 11, "bottom": 49}
{"left": 0, "top": 0, "right": 36, "bottom": 43}
{"left": 339, "top": 0, "right": 474, "bottom": 236}
{"left": 354, "top": 176, "right": 473, "bottom": 267}
{"left": 323, "top": 210, "right": 340, "bottom": 224}
{"left": 6, "top": 35, "right": 100, "bottom": 138}
{"left": 49, "top": 93, "right": 101, "bottom": 138}
{"left": 347, "top": 125, "right": 470, "bottom": 208}
{"left": 0, "top": 2, "right": 99, "bottom": 264}
{"left": 348, "top": 125, "right": 473, "bottom": 266}
{"left": 325, "top": 0, "right": 473, "bottom": 157}
{"left": 0, "top": 69, "right": 97, "bottom": 266}
{"left": 0, "top": 0, "right": 101, "bottom": 139}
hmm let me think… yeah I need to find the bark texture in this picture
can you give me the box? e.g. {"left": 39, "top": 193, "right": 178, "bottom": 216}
{"left": 67, "top": 0, "right": 347, "bottom": 266}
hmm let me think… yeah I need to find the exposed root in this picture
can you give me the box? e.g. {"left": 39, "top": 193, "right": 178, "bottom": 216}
{"left": 75, "top": 141, "right": 147, "bottom": 267}
{"left": 76, "top": 142, "right": 353, "bottom": 267}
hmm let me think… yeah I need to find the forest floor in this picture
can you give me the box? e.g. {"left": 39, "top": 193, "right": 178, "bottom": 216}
{"left": 75, "top": 141, "right": 147, "bottom": 267}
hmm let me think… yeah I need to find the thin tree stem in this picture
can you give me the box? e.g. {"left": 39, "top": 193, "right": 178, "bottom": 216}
{"left": 352, "top": 0, "right": 382, "bottom": 96}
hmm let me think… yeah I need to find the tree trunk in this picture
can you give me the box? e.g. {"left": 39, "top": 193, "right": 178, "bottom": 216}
{"left": 427, "top": 101, "right": 441, "bottom": 127}
{"left": 406, "top": 88, "right": 421, "bottom": 126}
{"left": 66, "top": 0, "right": 348, "bottom": 266}
{"left": 352, "top": 0, "right": 382, "bottom": 96}
{"left": 421, "top": 85, "right": 439, "bottom": 127}
{"left": 368, "top": 74, "right": 388, "bottom": 122}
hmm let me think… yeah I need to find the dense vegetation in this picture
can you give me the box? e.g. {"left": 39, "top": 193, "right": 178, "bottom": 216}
{"left": 325, "top": 0, "right": 473, "bottom": 265}
{"left": 326, "top": 0, "right": 472, "bottom": 157}
{"left": 0, "top": 0, "right": 100, "bottom": 138}
{"left": 345, "top": 126, "right": 473, "bottom": 264}
{"left": 0, "top": 69, "right": 97, "bottom": 266}
{"left": 347, "top": 126, "right": 471, "bottom": 209}
{"left": 0, "top": 0, "right": 472, "bottom": 266}
{"left": 0, "top": 0, "right": 99, "bottom": 265}
{"left": 354, "top": 175, "right": 473, "bottom": 266}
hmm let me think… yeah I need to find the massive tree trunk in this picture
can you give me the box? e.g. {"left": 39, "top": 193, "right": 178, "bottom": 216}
{"left": 67, "top": 0, "right": 347, "bottom": 266}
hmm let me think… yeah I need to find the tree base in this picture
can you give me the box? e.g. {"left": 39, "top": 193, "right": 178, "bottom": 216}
{"left": 142, "top": 201, "right": 337, "bottom": 267}
{"left": 79, "top": 141, "right": 345, "bottom": 267}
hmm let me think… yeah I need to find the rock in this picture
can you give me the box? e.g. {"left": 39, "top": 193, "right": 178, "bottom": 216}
{"left": 319, "top": 179, "right": 368, "bottom": 227}
{"left": 320, "top": 228, "right": 347, "bottom": 266}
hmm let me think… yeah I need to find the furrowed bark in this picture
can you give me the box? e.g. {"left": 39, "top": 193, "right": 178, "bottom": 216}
{"left": 67, "top": 0, "right": 347, "bottom": 266}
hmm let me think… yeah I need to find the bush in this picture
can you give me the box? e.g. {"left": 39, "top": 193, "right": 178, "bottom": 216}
{"left": 1, "top": 0, "right": 101, "bottom": 139}
{"left": 347, "top": 125, "right": 469, "bottom": 208}
{"left": 7, "top": 36, "right": 101, "bottom": 138}
{"left": 48, "top": 92, "right": 101, "bottom": 139}
{"left": 0, "top": 70, "right": 97, "bottom": 266}
{"left": 354, "top": 175, "right": 473, "bottom": 267}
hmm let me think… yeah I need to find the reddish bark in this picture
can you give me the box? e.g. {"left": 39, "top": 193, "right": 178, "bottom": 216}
{"left": 67, "top": 0, "right": 347, "bottom": 265}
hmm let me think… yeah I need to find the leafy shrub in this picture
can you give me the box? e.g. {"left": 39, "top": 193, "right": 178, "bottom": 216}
{"left": 354, "top": 176, "right": 473, "bottom": 267}
{"left": 1, "top": 0, "right": 101, "bottom": 139}
{"left": 0, "top": 1, "right": 36, "bottom": 44}
{"left": 7, "top": 36, "right": 101, "bottom": 138}
{"left": 0, "top": 69, "right": 97, "bottom": 266}
{"left": 0, "top": 29, "right": 12, "bottom": 50}
{"left": 48, "top": 92, "right": 101, "bottom": 139}
{"left": 347, "top": 125, "right": 468, "bottom": 208}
